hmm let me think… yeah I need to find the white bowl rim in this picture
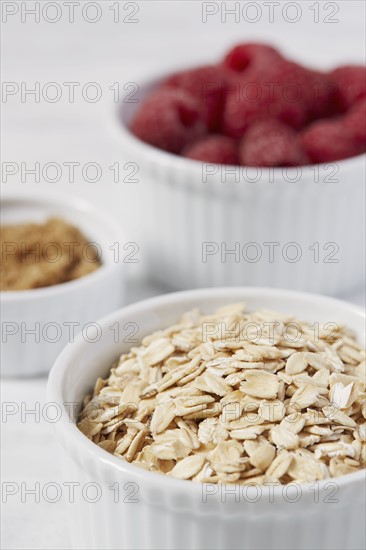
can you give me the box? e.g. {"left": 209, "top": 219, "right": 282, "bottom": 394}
{"left": 113, "top": 67, "right": 366, "bottom": 176}
{"left": 47, "top": 286, "right": 366, "bottom": 497}
{"left": 1, "top": 189, "right": 125, "bottom": 302}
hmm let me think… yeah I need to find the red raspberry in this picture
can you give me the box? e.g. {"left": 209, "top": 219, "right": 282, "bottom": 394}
{"left": 222, "top": 75, "right": 265, "bottom": 139}
{"left": 222, "top": 60, "right": 311, "bottom": 138}
{"left": 329, "top": 66, "right": 366, "bottom": 110}
{"left": 307, "top": 70, "right": 340, "bottom": 119}
{"left": 343, "top": 99, "right": 366, "bottom": 145}
{"left": 183, "top": 136, "right": 239, "bottom": 165}
{"left": 163, "top": 65, "right": 227, "bottom": 131}
{"left": 267, "top": 61, "right": 313, "bottom": 127}
{"left": 130, "top": 89, "right": 206, "bottom": 154}
{"left": 223, "top": 43, "right": 282, "bottom": 73}
{"left": 239, "top": 120, "right": 308, "bottom": 167}
{"left": 300, "top": 119, "right": 363, "bottom": 163}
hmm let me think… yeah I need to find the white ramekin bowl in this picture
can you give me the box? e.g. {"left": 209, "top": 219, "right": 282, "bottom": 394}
{"left": 47, "top": 287, "right": 365, "bottom": 550}
{"left": 113, "top": 72, "right": 366, "bottom": 296}
{"left": 1, "top": 190, "right": 126, "bottom": 377}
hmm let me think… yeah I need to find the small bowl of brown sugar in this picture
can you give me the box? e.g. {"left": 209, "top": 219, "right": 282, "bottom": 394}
{"left": 1, "top": 217, "right": 102, "bottom": 291}
{"left": 1, "top": 190, "right": 126, "bottom": 377}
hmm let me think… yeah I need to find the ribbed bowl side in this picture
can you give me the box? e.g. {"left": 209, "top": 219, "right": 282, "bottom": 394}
{"left": 140, "top": 156, "right": 365, "bottom": 295}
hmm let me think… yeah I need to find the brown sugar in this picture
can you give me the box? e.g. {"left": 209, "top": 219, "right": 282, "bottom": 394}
{"left": 0, "top": 217, "right": 101, "bottom": 290}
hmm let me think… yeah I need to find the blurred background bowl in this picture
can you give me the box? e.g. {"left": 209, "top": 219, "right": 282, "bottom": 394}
{"left": 115, "top": 79, "right": 365, "bottom": 296}
{"left": 1, "top": 190, "right": 126, "bottom": 377}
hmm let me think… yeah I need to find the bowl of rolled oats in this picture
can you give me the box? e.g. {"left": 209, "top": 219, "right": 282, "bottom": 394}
{"left": 48, "top": 287, "right": 365, "bottom": 550}
{"left": 1, "top": 190, "right": 126, "bottom": 377}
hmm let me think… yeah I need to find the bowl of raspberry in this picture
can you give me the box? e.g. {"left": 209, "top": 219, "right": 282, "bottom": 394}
{"left": 115, "top": 43, "right": 366, "bottom": 295}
